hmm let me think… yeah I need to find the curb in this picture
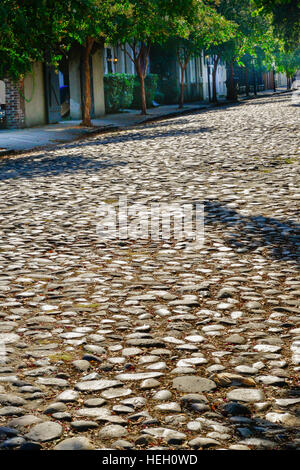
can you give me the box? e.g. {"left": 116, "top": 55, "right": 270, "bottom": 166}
{"left": 0, "top": 90, "right": 292, "bottom": 159}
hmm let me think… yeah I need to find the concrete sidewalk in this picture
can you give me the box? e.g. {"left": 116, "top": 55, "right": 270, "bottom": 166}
{"left": 0, "top": 102, "right": 210, "bottom": 155}
{"left": 0, "top": 87, "right": 289, "bottom": 155}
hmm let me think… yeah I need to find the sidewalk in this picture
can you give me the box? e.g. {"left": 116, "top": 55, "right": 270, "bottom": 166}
{"left": 0, "top": 87, "right": 290, "bottom": 155}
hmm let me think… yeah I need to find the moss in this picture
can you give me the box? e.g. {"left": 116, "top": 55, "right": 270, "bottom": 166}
{"left": 49, "top": 353, "right": 74, "bottom": 363}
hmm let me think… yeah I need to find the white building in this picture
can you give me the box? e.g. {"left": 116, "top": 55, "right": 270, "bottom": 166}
{"left": 275, "top": 71, "right": 288, "bottom": 88}
{"left": 198, "top": 54, "right": 227, "bottom": 101}
{"left": 103, "top": 44, "right": 227, "bottom": 104}
{"left": 104, "top": 44, "right": 135, "bottom": 75}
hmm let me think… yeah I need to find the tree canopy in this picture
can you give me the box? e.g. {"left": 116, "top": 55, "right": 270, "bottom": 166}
{"left": 104, "top": 0, "right": 203, "bottom": 113}
{"left": 0, "top": 0, "right": 67, "bottom": 80}
{"left": 168, "top": 1, "right": 237, "bottom": 106}
{"left": 253, "top": 0, "right": 300, "bottom": 51}
{"left": 0, "top": 0, "right": 114, "bottom": 80}
{"left": 1, "top": 0, "right": 299, "bottom": 121}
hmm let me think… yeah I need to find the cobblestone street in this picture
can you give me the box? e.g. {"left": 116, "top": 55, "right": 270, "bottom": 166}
{"left": 0, "top": 93, "right": 299, "bottom": 450}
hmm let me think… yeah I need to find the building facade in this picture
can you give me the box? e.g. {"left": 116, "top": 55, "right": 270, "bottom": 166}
{"left": 150, "top": 46, "right": 227, "bottom": 104}
{"left": 102, "top": 44, "right": 227, "bottom": 105}
{"left": 203, "top": 55, "right": 227, "bottom": 101}
{"left": 1, "top": 41, "right": 292, "bottom": 129}
{"left": 0, "top": 45, "right": 106, "bottom": 129}
{"left": 275, "top": 72, "right": 288, "bottom": 88}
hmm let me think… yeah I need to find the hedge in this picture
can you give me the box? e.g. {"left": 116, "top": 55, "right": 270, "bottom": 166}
{"left": 104, "top": 73, "right": 135, "bottom": 113}
{"left": 131, "top": 74, "right": 159, "bottom": 109}
{"left": 158, "top": 77, "right": 179, "bottom": 104}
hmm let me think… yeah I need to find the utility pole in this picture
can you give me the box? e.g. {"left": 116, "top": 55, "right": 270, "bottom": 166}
{"left": 245, "top": 67, "right": 249, "bottom": 96}
{"left": 206, "top": 56, "right": 211, "bottom": 102}
{"left": 252, "top": 60, "right": 257, "bottom": 96}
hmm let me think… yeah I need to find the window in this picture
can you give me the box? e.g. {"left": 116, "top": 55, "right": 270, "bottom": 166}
{"left": 106, "top": 48, "right": 113, "bottom": 74}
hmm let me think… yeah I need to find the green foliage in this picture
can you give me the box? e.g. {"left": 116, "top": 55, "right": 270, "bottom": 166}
{"left": 150, "top": 44, "right": 179, "bottom": 104}
{"left": 1, "top": 0, "right": 297, "bottom": 115}
{"left": 0, "top": 0, "right": 115, "bottom": 81}
{"left": 158, "top": 77, "right": 180, "bottom": 104}
{"left": 104, "top": 73, "right": 135, "bottom": 112}
{"left": 106, "top": 0, "right": 200, "bottom": 47}
{"left": 0, "top": 0, "right": 69, "bottom": 80}
{"left": 207, "top": 0, "right": 273, "bottom": 64}
{"left": 275, "top": 46, "right": 300, "bottom": 77}
{"left": 154, "top": 90, "right": 165, "bottom": 104}
{"left": 131, "top": 74, "right": 159, "bottom": 108}
{"left": 174, "top": 2, "right": 237, "bottom": 65}
{"left": 253, "top": 0, "right": 300, "bottom": 51}
{"left": 105, "top": 0, "right": 201, "bottom": 113}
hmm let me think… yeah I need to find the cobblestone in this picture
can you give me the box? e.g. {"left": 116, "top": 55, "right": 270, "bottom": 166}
{"left": 0, "top": 94, "right": 299, "bottom": 450}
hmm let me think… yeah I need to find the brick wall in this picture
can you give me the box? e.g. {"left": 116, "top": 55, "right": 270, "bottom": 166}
{"left": 3, "top": 79, "right": 25, "bottom": 128}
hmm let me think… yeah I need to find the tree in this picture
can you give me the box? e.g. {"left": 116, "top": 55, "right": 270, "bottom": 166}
{"left": 61, "top": 0, "right": 117, "bottom": 126}
{"left": 254, "top": 0, "right": 300, "bottom": 51}
{"left": 0, "top": 0, "right": 69, "bottom": 81}
{"left": 172, "top": 3, "right": 236, "bottom": 107}
{"left": 207, "top": 0, "right": 275, "bottom": 101}
{"left": 235, "top": 25, "right": 281, "bottom": 96}
{"left": 275, "top": 47, "right": 300, "bottom": 89}
{"left": 0, "top": 0, "right": 114, "bottom": 126}
{"left": 107, "top": 0, "right": 201, "bottom": 115}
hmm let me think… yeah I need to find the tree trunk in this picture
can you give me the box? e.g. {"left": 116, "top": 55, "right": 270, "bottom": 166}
{"left": 134, "top": 41, "right": 151, "bottom": 115}
{"left": 253, "top": 64, "right": 257, "bottom": 96}
{"left": 177, "top": 50, "right": 190, "bottom": 109}
{"left": 286, "top": 70, "right": 290, "bottom": 90}
{"left": 245, "top": 68, "right": 249, "bottom": 96}
{"left": 81, "top": 37, "right": 94, "bottom": 127}
{"left": 122, "top": 41, "right": 150, "bottom": 115}
{"left": 207, "top": 62, "right": 211, "bottom": 102}
{"left": 227, "top": 62, "right": 236, "bottom": 101}
{"left": 212, "top": 55, "right": 220, "bottom": 103}
{"left": 139, "top": 72, "right": 147, "bottom": 115}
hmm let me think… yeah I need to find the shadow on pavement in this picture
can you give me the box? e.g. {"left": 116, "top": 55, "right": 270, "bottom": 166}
{"left": 219, "top": 392, "right": 300, "bottom": 450}
{"left": 64, "top": 125, "right": 214, "bottom": 149}
{"left": 203, "top": 200, "right": 300, "bottom": 265}
{"left": 0, "top": 125, "right": 214, "bottom": 167}
{"left": 0, "top": 154, "right": 127, "bottom": 180}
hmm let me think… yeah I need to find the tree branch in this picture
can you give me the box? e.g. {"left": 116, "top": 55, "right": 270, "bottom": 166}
{"left": 120, "top": 43, "right": 134, "bottom": 64}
